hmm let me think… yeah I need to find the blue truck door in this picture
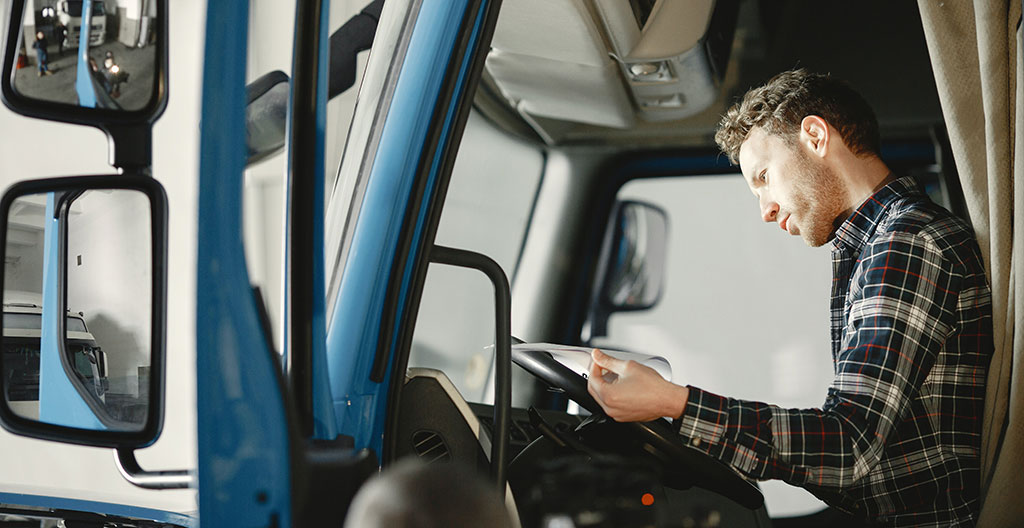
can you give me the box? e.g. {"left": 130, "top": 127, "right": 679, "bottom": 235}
{"left": 194, "top": 0, "right": 499, "bottom": 526}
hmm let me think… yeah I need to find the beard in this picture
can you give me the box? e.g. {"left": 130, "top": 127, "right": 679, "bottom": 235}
{"left": 789, "top": 149, "right": 848, "bottom": 247}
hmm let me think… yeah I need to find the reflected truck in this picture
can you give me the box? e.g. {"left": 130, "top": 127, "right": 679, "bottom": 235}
{"left": 2, "top": 301, "right": 108, "bottom": 420}
{"left": 55, "top": 0, "right": 107, "bottom": 47}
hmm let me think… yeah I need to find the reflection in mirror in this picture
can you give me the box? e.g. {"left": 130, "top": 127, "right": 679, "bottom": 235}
{"left": 3, "top": 189, "right": 151, "bottom": 433}
{"left": 3, "top": 194, "right": 46, "bottom": 422}
{"left": 11, "top": 0, "right": 158, "bottom": 111}
{"left": 604, "top": 202, "right": 668, "bottom": 309}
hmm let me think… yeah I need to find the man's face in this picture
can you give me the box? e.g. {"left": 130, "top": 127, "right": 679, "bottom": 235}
{"left": 737, "top": 127, "right": 847, "bottom": 247}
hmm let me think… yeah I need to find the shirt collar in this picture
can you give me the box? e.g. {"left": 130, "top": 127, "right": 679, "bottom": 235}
{"left": 831, "top": 176, "right": 921, "bottom": 252}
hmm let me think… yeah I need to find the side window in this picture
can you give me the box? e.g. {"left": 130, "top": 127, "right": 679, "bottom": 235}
{"left": 408, "top": 112, "right": 544, "bottom": 402}
{"left": 598, "top": 174, "right": 833, "bottom": 518}
{"left": 243, "top": 0, "right": 381, "bottom": 352}
{"left": 243, "top": 0, "right": 297, "bottom": 353}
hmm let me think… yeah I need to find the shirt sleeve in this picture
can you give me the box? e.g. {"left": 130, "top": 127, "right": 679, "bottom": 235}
{"left": 674, "top": 230, "right": 962, "bottom": 490}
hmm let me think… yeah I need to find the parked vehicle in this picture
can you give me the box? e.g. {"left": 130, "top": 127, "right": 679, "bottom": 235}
{"left": 3, "top": 299, "right": 109, "bottom": 420}
{"left": 55, "top": 0, "right": 106, "bottom": 47}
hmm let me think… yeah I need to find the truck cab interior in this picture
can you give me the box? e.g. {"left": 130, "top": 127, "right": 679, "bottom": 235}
{"left": 375, "top": 0, "right": 963, "bottom": 526}
{"left": 0, "top": 0, "right": 1015, "bottom": 526}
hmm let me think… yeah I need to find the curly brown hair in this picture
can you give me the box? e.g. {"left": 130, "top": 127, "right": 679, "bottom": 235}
{"left": 714, "top": 69, "right": 881, "bottom": 165}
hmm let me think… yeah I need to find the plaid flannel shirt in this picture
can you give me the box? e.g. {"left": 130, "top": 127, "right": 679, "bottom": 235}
{"left": 675, "top": 177, "right": 992, "bottom": 527}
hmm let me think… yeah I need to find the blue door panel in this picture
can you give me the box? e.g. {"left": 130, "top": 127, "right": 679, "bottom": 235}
{"left": 195, "top": 0, "right": 291, "bottom": 526}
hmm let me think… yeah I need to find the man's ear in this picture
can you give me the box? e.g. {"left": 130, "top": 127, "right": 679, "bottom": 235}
{"left": 799, "top": 115, "right": 829, "bottom": 158}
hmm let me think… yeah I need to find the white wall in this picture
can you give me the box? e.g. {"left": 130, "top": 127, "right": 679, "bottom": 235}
{"left": 4, "top": 236, "right": 45, "bottom": 295}
{"left": 66, "top": 190, "right": 152, "bottom": 395}
{"left": 112, "top": 0, "right": 136, "bottom": 19}
{"left": 4, "top": 198, "right": 46, "bottom": 296}
{"left": 0, "top": 0, "right": 202, "bottom": 515}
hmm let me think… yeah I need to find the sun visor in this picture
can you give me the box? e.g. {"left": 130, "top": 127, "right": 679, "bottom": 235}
{"left": 486, "top": 0, "right": 635, "bottom": 129}
{"left": 485, "top": 0, "right": 731, "bottom": 131}
{"left": 486, "top": 50, "right": 635, "bottom": 129}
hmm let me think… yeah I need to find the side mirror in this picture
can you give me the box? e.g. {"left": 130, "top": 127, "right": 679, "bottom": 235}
{"left": 1, "top": 0, "right": 168, "bottom": 169}
{"left": 0, "top": 175, "right": 167, "bottom": 448}
{"left": 584, "top": 200, "right": 669, "bottom": 341}
{"left": 245, "top": 70, "right": 290, "bottom": 167}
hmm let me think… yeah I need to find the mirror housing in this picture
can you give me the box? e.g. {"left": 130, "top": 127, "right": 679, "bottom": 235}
{"left": 245, "top": 70, "right": 289, "bottom": 167}
{"left": 584, "top": 200, "right": 669, "bottom": 341}
{"left": 0, "top": 174, "right": 168, "bottom": 449}
{"left": 1, "top": 0, "right": 168, "bottom": 170}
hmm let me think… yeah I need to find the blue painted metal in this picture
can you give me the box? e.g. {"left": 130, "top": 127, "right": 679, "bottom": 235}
{"left": 0, "top": 492, "right": 195, "bottom": 528}
{"left": 326, "top": 0, "right": 483, "bottom": 455}
{"left": 37, "top": 193, "right": 103, "bottom": 430}
{"left": 389, "top": 3, "right": 487, "bottom": 366}
{"left": 74, "top": 0, "right": 96, "bottom": 108}
{"left": 196, "top": 0, "right": 291, "bottom": 526}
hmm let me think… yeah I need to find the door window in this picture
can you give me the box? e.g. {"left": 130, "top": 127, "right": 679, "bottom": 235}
{"left": 598, "top": 174, "right": 833, "bottom": 518}
{"left": 408, "top": 112, "right": 544, "bottom": 402}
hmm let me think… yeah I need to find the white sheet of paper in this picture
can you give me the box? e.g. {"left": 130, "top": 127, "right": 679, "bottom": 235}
{"left": 511, "top": 343, "right": 673, "bottom": 382}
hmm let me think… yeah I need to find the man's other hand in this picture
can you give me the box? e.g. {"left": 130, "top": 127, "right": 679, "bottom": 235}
{"left": 587, "top": 348, "right": 689, "bottom": 422}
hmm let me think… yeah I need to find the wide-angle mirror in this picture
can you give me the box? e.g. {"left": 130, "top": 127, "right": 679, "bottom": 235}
{"left": 0, "top": 176, "right": 167, "bottom": 448}
{"left": 2, "top": 0, "right": 167, "bottom": 134}
{"left": 8, "top": 0, "right": 158, "bottom": 111}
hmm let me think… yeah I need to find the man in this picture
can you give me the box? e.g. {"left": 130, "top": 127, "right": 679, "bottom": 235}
{"left": 343, "top": 459, "right": 512, "bottom": 528}
{"left": 54, "top": 22, "right": 66, "bottom": 57}
{"left": 587, "top": 69, "right": 992, "bottom": 527}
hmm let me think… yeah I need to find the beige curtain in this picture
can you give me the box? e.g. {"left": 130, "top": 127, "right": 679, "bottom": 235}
{"left": 917, "top": 1, "right": 1023, "bottom": 525}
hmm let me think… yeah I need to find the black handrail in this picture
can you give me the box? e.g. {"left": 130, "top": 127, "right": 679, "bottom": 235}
{"left": 288, "top": 0, "right": 324, "bottom": 437}
{"left": 429, "top": 245, "right": 511, "bottom": 493}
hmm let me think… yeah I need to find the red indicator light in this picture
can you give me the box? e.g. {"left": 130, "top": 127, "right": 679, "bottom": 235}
{"left": 641, "top": 493, "right": 654, "bottom": 506}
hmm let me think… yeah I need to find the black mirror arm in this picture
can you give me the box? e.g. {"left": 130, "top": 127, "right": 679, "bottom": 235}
{"left": 327, "top": 0, "right": 384, "bottom": 99}
{"left": 114, "top": 448, "right": 194, "bottom": 489}
{"left": 104, "top": 125, "right": 153, "bottom": 173}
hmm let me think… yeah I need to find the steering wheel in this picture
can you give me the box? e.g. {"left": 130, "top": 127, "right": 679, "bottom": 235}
{"left": 512, "top": 348, "right": 764, "bottom": 510}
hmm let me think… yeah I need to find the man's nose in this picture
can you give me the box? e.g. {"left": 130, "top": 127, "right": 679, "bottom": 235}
{"left": 760, "top": 199, "right": 779, "bottom": 222}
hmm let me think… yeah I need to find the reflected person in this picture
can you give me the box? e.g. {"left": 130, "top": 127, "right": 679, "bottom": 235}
{"left": 31, "top": 32, "right": 52, "bottom": 76}
{"left": 54, "top": 22, "right": 66, "bottom": 57}
{"left": 586, "top": 69, "right": 992, "bottom": 527}
{"left": 102, "top": 52, "right": 128, "bottom": 98}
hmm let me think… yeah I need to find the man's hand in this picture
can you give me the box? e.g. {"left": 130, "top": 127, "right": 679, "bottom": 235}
{"left": 587, "top": 348, "right": 689, "bottom": 422}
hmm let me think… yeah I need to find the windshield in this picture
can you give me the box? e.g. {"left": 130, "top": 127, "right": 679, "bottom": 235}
{"left": 64, "top": 1, "right": 106, "bottom": 17}
{"left": 2, "top": 313, "right": 88, "bottom": 333}
{"left": 2, "top": 337, "right": 99, "bottom": 401}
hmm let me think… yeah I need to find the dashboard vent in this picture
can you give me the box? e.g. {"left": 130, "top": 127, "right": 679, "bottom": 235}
{"left": 412, "top": 430, "right": 452, "bottom": 463}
